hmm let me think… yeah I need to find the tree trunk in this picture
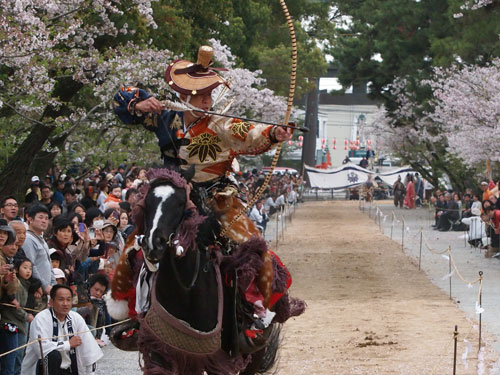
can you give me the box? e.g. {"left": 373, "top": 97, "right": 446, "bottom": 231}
{"left": 0, "top": 123, "right": 56, "bottom": 200}
{"left": 301, "top": 79, "right": 319, "bottom": 183}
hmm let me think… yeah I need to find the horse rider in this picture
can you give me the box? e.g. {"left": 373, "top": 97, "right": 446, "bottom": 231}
{"left": 112, "top": 45, "right": 292, "bottom": 318}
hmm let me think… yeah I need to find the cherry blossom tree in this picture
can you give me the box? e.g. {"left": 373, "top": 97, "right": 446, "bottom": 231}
{"left": 427, "top": 61, "right": 500, "bottom": 165}
{"left": 0, "top": 0, "right": 290, "bottom": 198}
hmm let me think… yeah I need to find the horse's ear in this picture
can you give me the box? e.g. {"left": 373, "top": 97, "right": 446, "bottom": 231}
{"left": 181, "top": 165, "right": 195, "bottom": 183}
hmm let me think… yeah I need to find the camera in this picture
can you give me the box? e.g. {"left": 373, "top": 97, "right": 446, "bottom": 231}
{"left": 89, "top": 227, "right": 96, "bottom": 240}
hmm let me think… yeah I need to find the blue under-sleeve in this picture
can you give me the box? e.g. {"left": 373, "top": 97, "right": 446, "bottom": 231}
{"left": 113, "top": 86, "right": 151, "bottom": 124}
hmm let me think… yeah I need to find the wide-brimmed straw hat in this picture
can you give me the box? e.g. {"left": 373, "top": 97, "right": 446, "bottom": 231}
{"left": 164, "top": 46, "right": 229, "bottom": 96}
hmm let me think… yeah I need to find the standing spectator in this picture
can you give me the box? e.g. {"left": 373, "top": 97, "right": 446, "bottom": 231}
{"left": 23, "top": 205, "right": 55, "bottom": 300}
{"left": 1, "top": 197, "right": 20, "bottom": 223}
{"left": 52, "top": 180, "right": 65, "bottom": 206}
{"left": 393, "top": 176, "right": 405, "bottom": 208}
{"left": 62, "top": 187, "right": 76, "bottom": 214}
{"left": 47, "top": 202, "right": 63, "bottom": 219}
{"left": 414, "top": 173, "right": 424, "bottom": 207}
{"left": 9, "top": 220, "right": 27, "bottom": 263}
{"left": 96, "top": 181, "right": 109, "bottom": 212}
{"left": 40, "top": 185, "right": 53, "bottom": 207}
{"left": 21, "top": 285, "right": 103, "bottom": 375}
{"left": 25, "top": 176, "right": 41, "bottom": 203}
{"left": 423, "top": 179, "right": 433, "bottom": 203}
{"left": 403, "top": 174, "right": 416, "bottom": 209}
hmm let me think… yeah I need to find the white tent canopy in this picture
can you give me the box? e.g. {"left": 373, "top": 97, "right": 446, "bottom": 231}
{"left": 305, "top": 164, "right": 417, "bottom": 190}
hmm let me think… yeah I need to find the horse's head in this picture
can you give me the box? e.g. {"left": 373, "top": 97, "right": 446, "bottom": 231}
{"left": 138, "top": 167, "right": 195, "bottom": 264}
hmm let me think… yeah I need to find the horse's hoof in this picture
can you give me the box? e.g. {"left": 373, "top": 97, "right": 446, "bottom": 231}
{"left": 110, "top": 320, "right": 140, "bottom": 351}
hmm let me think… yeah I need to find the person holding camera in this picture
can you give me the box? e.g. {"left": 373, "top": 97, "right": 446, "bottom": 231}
{"left": 76, "top": 274, "right": 110, "bottom": 346}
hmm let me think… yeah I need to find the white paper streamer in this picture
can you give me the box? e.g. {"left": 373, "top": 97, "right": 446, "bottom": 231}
{"left": 467, "top": 283, "right": 473, "bottom": 289}
{"left": 475, "top": 301, "right": 485, "bottom": 315}
{"left": 441, "top": 269, "right": 455, "bottom": 280}
{"left": 442, "top": 254, "right": 450, "bottom": 261}
{"left": 406, "top": 226, "right": 410, "bottom": 232}
{"left": 462, "top": 339, "right": 472, "bottom": 368}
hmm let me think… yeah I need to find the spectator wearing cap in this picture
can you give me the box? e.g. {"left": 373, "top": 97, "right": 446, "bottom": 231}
{"left": 0, "top": 196, "right": 20, "bottom": 223}
{"left": 23, "top": 205, "right": 55, "bottom": 300}
{"left": 52, "top": 268, "right": 67, "bottom": 285}
{"left": 481, "top": 181, "right": 493, "bottom": 202}
{"left": 25, "top": 176, "right": 41, "bottom": 202}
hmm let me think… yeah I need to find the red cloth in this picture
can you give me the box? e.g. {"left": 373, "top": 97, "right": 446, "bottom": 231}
{"left": 404, "top": 181, "right": 415, "bottom": 209}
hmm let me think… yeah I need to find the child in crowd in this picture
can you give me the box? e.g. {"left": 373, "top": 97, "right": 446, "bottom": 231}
{"left": 52, "top": 268, "right": 67, "bottom": 285}
{"left": 9, "top": 258, "right": 38, "bottom": 375}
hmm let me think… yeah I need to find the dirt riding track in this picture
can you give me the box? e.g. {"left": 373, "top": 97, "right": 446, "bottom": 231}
{"left": 274, "top": 201, "right": 498, "bottom": 374}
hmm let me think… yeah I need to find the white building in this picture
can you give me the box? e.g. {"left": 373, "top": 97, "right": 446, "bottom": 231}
{"left": 317, "top": 90, "right": 379, "bottom": 167}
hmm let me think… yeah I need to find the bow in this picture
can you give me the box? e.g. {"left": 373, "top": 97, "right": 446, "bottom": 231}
{"left": 220, "top": 0, "right": 297, "bottom": 237}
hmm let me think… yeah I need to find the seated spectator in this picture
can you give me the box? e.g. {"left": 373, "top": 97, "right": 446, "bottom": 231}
{"left": 462, "top": 207, "right": 485, "bottom": 247}
{"left": 436, "top": 193, "right": 460, "bottom": 231}
{"left": 76, "top": 274, "right": 109, "bottom": 345}
{"left": 249, "top": 199, "right": 268, "bottom": 234}
{"left": 264, "top": 194, "right": 277, "bottom": 216}
{"left": 21, "top": 285, "right": 103, "bottom": 375}
{"left": 432, "top": 194, "right": 446, "bottom": 228}
{"left": 483, "top": 205, "right": 500, "bottom": 257}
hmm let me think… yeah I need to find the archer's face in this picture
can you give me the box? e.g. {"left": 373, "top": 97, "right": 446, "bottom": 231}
{"left": 187, "top": 92, "right": 213, "bottom": 115}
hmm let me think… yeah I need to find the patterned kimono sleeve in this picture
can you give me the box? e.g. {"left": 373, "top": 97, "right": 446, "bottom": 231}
{"left": 214, "top": 118, "right": 275, "bottom": 156}
{"left": 112, "top": 86, "right": 152, "bottom": 125}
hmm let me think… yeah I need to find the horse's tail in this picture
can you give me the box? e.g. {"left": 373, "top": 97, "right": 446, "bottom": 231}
{"left": 255, "top": 323, "right": 282, "bottom": 375}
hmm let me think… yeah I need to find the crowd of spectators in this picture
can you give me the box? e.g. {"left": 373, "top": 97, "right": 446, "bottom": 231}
{"left": 390, "top": 174, "right": 500, "bottom": 258}
{"left": 0, "top": 164, "right": 303, "bottom": 374}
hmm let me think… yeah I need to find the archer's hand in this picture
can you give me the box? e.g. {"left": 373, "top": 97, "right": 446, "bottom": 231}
{"left": 135, "top": 97, "right": 164, "bottom": 115}
{"left": 274, "top": 126, "right": 293, "bottom": 142}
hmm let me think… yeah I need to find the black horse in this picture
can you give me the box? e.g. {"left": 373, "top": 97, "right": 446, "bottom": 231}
{"left": 135, "top": 168, "right": 285, "bottom": 375}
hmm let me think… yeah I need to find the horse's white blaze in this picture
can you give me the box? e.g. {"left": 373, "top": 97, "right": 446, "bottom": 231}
{"left": 148, "top": 185, "right": 175, "bottom": 250}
